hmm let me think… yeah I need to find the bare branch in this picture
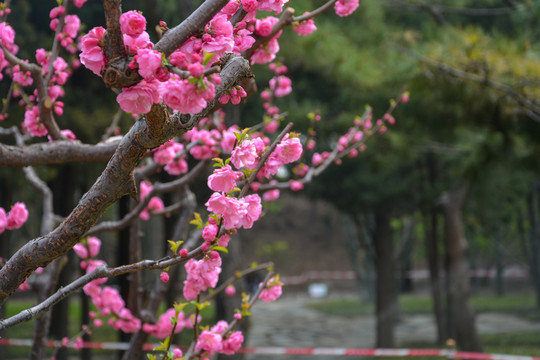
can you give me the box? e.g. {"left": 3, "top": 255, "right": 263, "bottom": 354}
{"left": 0, "top": 141, "right": 119, "bottom": 167}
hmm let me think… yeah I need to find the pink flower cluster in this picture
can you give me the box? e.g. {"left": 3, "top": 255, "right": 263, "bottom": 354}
{"left": 139, "top": 181, "right": 164, "bottom": 220}
{"left": 73, "top": 238, "right": 141, "bottom": 334}
{"left": 183, "top": 251, "right": 222, "bottom": 300}
{"left": 49, "top": 7, "right": 81, "bottom": 53}
{"left": 335, "top": 0, "right": 360, "bottom": 17}
{"left": 0, "top": 202, "right": 28, "bottom": 234}
{"left": 195, "top": 320, "right": 244, "bottom": 356}
{"left": 142, "top": 308, "right": 195, "bottom": 339}
{"left": 152, "top": 139, "right": 189, "bottom": 176}
{"left": 205, "top": 193, "right": 262, "bottom": 230}
{"left": 293, "top": 14, "right": 317, "bottom": 36}
{"left": 79, "top": 27, "right": 106, "bottom": 76}
{"left": 258, "top": 277, "right": 283, "bottom": 302}
{"left": 269, "top": 75, "right": 292, "bottom": 98}
{"left": 73, "top": 237, "right": 101, "bottom": 260}
{"left": 208, "top": 165, "right": 242, "bottom": 193}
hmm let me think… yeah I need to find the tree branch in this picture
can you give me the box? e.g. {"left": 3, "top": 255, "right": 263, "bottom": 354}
{"left": 0, "top": 141, "right": 119, "bottom": 167}
{"left": 0, "top": 51, "right": 251, "bottom": 306}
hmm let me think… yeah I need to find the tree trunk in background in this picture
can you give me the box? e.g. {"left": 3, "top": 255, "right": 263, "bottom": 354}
{"left": 374, "top": 211, "right": 396, "bottom": 348}
{"left": 423, "top": 208, "right": 446, "bottom": 345}
{"left": 527, "top": 184, "right": 540, "bottom": 309}
{"left": 354, "top": 214, "right": 376, "bottom": 302}
{"left": 440, "top": 183, "right": 483, "bottom": 352}
{"left": 422, "top": 152, "right": 446, "bottom": 345}
{"left": 343, "top": 214, "right": 368, "bottom": 296}
{"left": 494, "top": 229, "right": 505, "bottom": 296}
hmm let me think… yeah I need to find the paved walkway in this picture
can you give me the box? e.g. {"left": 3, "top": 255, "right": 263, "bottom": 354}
{"left": 245, "top": 293, "right": 540, "bottom": 360}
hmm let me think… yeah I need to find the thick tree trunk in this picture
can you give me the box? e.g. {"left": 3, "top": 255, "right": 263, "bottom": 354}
{"left": 527, "top": 185, "right": 540, "bottom": 309}
{"left": 439, "top": 183, "right": 482, "bottom": 352}
{"left": 374, "top": 212, "right": 396, "bottom": 348}
{"left": 422, "top": 208, "right": 446, "bottom": 345}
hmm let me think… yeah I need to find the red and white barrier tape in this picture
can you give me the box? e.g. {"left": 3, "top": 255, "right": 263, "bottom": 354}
{"left": 0, "top": 339, "right": 538, "bottom": 360}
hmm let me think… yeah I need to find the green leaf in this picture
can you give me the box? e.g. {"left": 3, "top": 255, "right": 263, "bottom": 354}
{"left": 189, "top": 212, "right": 203, "bottom": 229}
{"left": 203, "top": 51, "right": 215, "bottom": 66}
{"left": 147, "top": 354, "right": 157, "bottom": 360}
{"left": 212, "top": 157, "right": 224, "bottom": 168}
{"left": 191, "top": 301, "right": 211, "bottom": 311}
{"left": 210, "top": 245, "right": 229, "bottom": 253}
{"left": 168, "top": 240, "right": 184, "bottom": 254}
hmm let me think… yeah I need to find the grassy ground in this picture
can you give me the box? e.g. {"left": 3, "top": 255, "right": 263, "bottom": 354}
{"left": 307, "top": 292, "right": 540, "bottom": 319}
{"left": 307, "top": 292, "right": 540, "bottom": 358}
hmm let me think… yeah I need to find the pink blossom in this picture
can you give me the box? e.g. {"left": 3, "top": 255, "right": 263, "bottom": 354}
{"left": 255, "top": 17, "right": 275, "bottom": 37}
{"left": 233, "top": 29, "right": 255, "bottom": 53}
{"left": 289, "top": 180, "right": 304, "bottom": 191}
{"left": 220, "top": 126, "right": 238, "bottom": 154}
{"left": 64, "top": 15, "right": 81, "bottom": 39}
{"left": 206, "top": 193, "right": 248, "bottom": 229}
{"left": 276, "top": 135, "right": 302, "bottom": 163}
{"left": 335, "top": 0, "right": 359, "bottom": 17}
{"left": 117, "top": 80, "right": 161, "bottom": 115}
{"left": 264, "top": 119, "right": 279, "bottom": 133}
{"left": 6, "top": 202, "right": 28, "bottom": 230}
{"left": 208, "top": 165, "right": 241, "bottom": 193}
{"left": 239, "top": 194, "right": 262, "bottom": 229}
{"left": 160, "top": 271, "right": 169, "bottom": 282}
{"left": 73, "top": 0, "right": 88, "bottom": 8}
{"left": 143, "top": 308, "right": 193, "bottom": 338}
{"left": 120, "top": 10, "right": 146, "bottom": 38}
{"left": 136, "top": 48, "right": 162, "bottom": 79}
{"left": 0, "top": 208, "right": 7, "bottom": 234}
{"left": 196, "top": 330, "right": 223, "bottom": 355}
{"left": 259, "top": 278, "right": 283, "bottom": 302}
{"left": 202, "top": 223, "right": 218, "bottom": 242}
{"left": 123, "top": 32, "right": 152, "bottom": 55}
{"left": 163, "top": 78, "right": 211, "bottom": 115}
{"left": 188, "top": 63, "right": 205, "bottom": 78}
{"left": 401, "top": 92, "right": 410, "bottom": 103}
{"left": 164, "top": 157, "right": 189, "bottom": 175}
{"left": 73, "top": 243, "right": 89, "bottom": 259}
{"left": 202, "top": 14, "right": 234, "bottom": 56}
{"left": 93, "top": 318, "right": 103, "bottom": 327}
{"left": 73, "top": 338, "right": 84, "bottom": 350}
{"left": 251, "top": 38, "right": 280, "bottom": 64}
{"left": 187, "top": 129, "right": 220, "bottom": 160}
{"left": 148, "top": 196, "right": 164, "bottom": 212}
{"left": 225, "top": 285, "right": 236, "bottom": 296}
{"left": 0, "top": 22, "right": 16, "bottom": 50}
{"left": 258, "top": 0, "right": 289, "bottom": 14}
{"left": 49, "top": 6, "right": 65, "bottom": 19}
{"left": 221, "top": 331, "right": 244, "bottom": 355}
{"left": 231, "top": 138, "right": 263, "bottom": 170}
{"left": 218, "top": 233, "right": 231, "bottom": 247}
{"left": 13, "top": 64, "right": 33, "bottom": 87}
{"left": 23, "top": 107, "right": 47, "bottom": 137}
{"left": 263, "top": 189, "right": 280, "bottom": 202}
{"left": 79, "top": 27, "right": 106, "bottom": 76}
{"left": 172, "top": 348, "right": 183, "bottom": 359}
{"left": 312, "top": 153, "right": 323, "bottom": 166}
{"left": 87, "top": 237, "right": 101, "bottom": 257}
{"left": 269, "top": 75, "right": 292, "bottom": 97}
{"left": 293, "top": 16, "right": 317, "bottom": 36}
{"left": 242, "top": 0, "right": 258, "bottom": 12}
